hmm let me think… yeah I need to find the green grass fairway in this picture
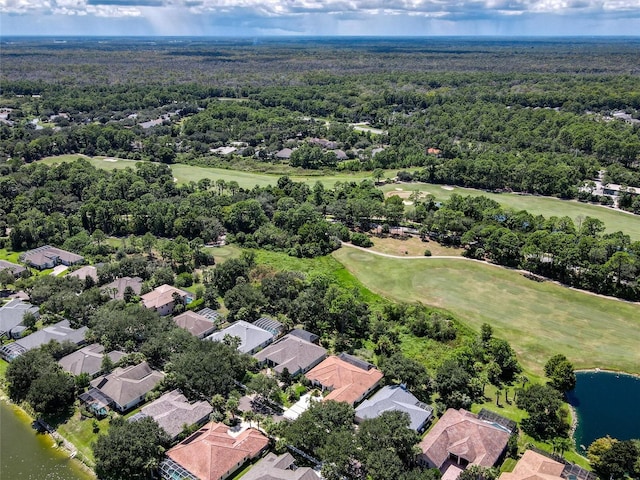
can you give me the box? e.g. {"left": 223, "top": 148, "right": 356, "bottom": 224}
{"left": 40, "top": 155, "right": 393, "bottom": 190}
{"left": 383, "top": 182, "right": 640, "bottom": 240}
{"left": 332, "top": 248, "right": 640, "bottom": 375}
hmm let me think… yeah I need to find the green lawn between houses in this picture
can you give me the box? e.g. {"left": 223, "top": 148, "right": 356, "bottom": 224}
{"left": 332, "top": 248, "right": 640, "bottom": 376}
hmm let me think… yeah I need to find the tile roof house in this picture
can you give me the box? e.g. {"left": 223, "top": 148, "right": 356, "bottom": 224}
{"left": 355, "top": 384, "right": 433, "bottom": 432}
{"left": 130, "top": 390, "right": 213, "bottom": 439}
{"left": 500, "top": 450, "right": 564, "bottom": 480}
{"left": 101, "top": 276, "right": 143, "bottom": 300}
{"left": 417, "top": 408, "right": 512, "bottom": 475}
{"left": 58, "top": 343, "right": 125, "bottom": 377}
{"left": 67, "top": 265, "right": 98, "bottom": 283}
{"left": 0, "top": 320, "right": 87, "bottom": 362}
{"left": 0, "top": 298, "right": 39, "bottom": 339}
{"left": 253, "top": 334, "right": 327, "bottom": 376}
{"left": 206, "top": 321, "right": 275, "bottom": 354}
{"left": 0, "top": 259, "right": 27, "bottom": 277}
{"left": 241, "top": 452, "right": 321, "bottom": 480}
{"left": 275, "top": 148, "right": 293, "bottom": 160}
{"left": 21, "top": 245, "right": 84, "bottom": 270}
{"left": 305, "top": 354, "right": 384, "bottom": 406}
{"left": 161, "top": 422, "right": 269, "bottom": 480}
{"left": 174, "top": 311, "right": 217, "bottom": 338}
{"left": 84, "top": 361, "right": 164, "bottom": 413}
{"left": 141, "top": 284, "right": 191, "bottom": 316}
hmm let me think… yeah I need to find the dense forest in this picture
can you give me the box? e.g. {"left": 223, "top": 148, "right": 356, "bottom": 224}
{"left": 1, "top": 37, "right": 639, "bottom": 207}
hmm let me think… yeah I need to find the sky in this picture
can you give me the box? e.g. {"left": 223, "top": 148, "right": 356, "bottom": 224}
{"left": 1, "top": 0, "right": 640, "bottom": 37}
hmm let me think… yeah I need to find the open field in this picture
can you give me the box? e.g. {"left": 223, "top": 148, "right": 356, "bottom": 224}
{"left": 332, "top": 248, "right": 640, "bottom": 375}
{"left": 369, "top": 236, "right": 464, "bottom": 257}
{"left": 39, "top": 156, "right": 394, "bottom": 190}
{"left": 382, "top": 182, "right": 640, "bottom": 240}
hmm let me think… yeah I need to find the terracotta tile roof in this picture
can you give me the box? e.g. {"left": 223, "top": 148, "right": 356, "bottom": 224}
{"left": 141, "top": 284, "right": 189, "bottom": 310}
{"left": 167, "top": 422, "right": 269, "bottom": 480}
{"left": 500, "top": 450, "right": 564, "bottom": 480}
{"left": 419, "top": 408, "right": 511, "bottom": 469}
{"left": 305, "top": 356, "right": 383, "bottom": 406}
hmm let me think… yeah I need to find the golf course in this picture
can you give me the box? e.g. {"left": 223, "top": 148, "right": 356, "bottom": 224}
{"left": 333, "top": 247, "right": 640, "bottom": 375}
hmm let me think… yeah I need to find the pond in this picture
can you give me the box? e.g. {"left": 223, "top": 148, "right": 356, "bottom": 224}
{"left": 0, "top": 400, "right": 93, "bottom": 480}
{"left": 566, "top": 371, "right": 640, "bottom": 452}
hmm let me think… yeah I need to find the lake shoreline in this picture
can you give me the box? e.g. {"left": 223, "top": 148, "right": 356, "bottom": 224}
{"left": 0, "top": 387, "right": 96, "bottom": 479}
{"left": 574, "top": 368, "right": 640, "bottom": 379}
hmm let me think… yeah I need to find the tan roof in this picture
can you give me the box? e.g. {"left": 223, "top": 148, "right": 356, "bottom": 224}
{"left": 173, "top": 311, "right": 216, "bottom": 337}
{"left": 90, "top": 361, "right": 164, "bottom": 409}
{"left": 67, "top": 265, "right": 98, "bottom": 282}
{"left": 167, "top": 422, "right": 269, "bottom": 480}
{"left": 419, "top": 408, "right": 511, "bottom": 469}
{"left": 136, "top": 390, "right": 213, "bottom": 439}
{"left": 58, "top": 343, "right": 125, "bottom": 377}
{"left": 23, "top": 245, "right": 84, "bottom": 267}
{"left": 253, "top": 334, "right": 327, "bottom": 374}
{"left": 141, "top": 284, "right": 188, "bottom": 310}
{"left": 102, "top": 276, "right": 143, "bottom": 300}
{"left": 305, "top": 356, "right": 383, "bottom": 406}
{"left": 500, "top": 450, "right": 564, "bottom": 480}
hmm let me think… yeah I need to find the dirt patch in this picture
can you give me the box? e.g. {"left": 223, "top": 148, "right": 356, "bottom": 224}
{"left": 441, "top": 185, "right": 455, "bottom": 191}
{"left": 369, "top": 235, "right": 464, "bottom": 257}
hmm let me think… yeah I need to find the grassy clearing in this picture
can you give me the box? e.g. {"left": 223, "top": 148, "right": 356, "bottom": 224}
{"left": 209, "top": 244, "right": 242, "bottom": 263}
{"left": 332, "top": 248, "right": 640, "bottom": 375}
{"left": 39, "top": 155, "right": 394, "bottom": 190}
{"left": 57, "top": 410, "right": 110, "bottom": 465}
{"left": 382, "top": 182, "right": 640, "bottom": 240}
{"left": 0, "top": 248, "right": 22, "bottom": 263}
{"left": 369, "top": 236, "right": 464, "bottom": 257}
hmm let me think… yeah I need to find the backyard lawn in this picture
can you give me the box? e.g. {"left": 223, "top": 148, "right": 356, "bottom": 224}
{"left": 333, "top": 248, "right": 640, "bottom": 375}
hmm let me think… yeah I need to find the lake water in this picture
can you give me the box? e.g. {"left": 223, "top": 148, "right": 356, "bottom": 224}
{"left": 567, "top": 371, "right": 640, "bottom": 452}
{"left": 0, "top": 400, "right": 92, "bottom": 480}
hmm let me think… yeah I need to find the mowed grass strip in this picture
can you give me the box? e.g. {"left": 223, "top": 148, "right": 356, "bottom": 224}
{"left": 382, "top": 182, "right": 640, "bottom": 240}
{"left": 332, "top": 248, "right": 640, "bottom": 375}
{"left": 40, "top": 155, "right": 393, "bottom": 190}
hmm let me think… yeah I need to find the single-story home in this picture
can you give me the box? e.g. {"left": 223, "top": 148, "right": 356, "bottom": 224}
{"left": 500, "top": 450, "right": 564, "bottom": 480}
{"left": 206, "top": 321, "right": 275, "bottom": 355}
{"left": 0, "top": 298, "right": 39, "bottom": 339}
{"left": 141, "top": 284, "right": 191, "bottom": 316}
{"left": 21, "top": 245, "right": 84, "bottom": 270}
{"left": 417, "top": 408, "right": 512, "bottom": 476}
{"left": 101, "top": 276, "right": 143, "bottom": 300}
{"left": 355, "top": 384, "right": 433, "bottom": 432}
{"left": 0, "top": 259, "right": 27, "bottom": 277}
{"left": 129, "top": 389, "right": 213, "bottom": 439}
{"left": 173, "top": 311, "right": 217, "bottom": 338}
{"left": 253, "top": 334, "right": 327, "bottom": 376}
{"left": 160, "top": 422, "right": 269, "bottom": 480}
{"left": 241, "top": 452, "right": 321, "bottom": 480}
{"left": 67, "top": 265, "right": 98, "bottom": 283}
{"left": 83, "top": 361, "right": 164, "bottom": 413}
{"left": 0, "top": 319, "right": 87, "bottom": 362}
{"left": 305, "top": 353, "right": 384, "bottom": 406}
{"left": 275, "top": 148, "right": 293, "bottom": 160}
{"left": 58, "top": 343, "right": 125, "bottom": 378}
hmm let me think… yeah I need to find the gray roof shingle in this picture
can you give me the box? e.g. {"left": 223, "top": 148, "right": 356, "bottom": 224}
{"left": 355, "top": 384, "right": 433, "bottom": 431}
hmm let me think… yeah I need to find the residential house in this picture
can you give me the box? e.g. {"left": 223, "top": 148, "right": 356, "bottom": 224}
{"left": 241, "top": 452, "right": 321, "bottom": 480}
{"left": 58, "top": 343, "right": 125, "bottom": 378}
{"left": 141, "top": 284, "right": 191, "bottom": 316}
{"left": 174, "top": 311, "right": 217, "bottom": 339}
{"left": 206, "top": 321, "right": 275, "bottom": 354}
{"left": 0, "top": 259, "right": 27, "bottom": 277}
{"left": 417, "top": 408, "right": 512, "bottom": 478}
{"left": 0, "top": 298, "right": 39, "bottom": 339}
{"left": 82, "top": 361, "right": 164, "bottom": 413}
{"left": 21, "top": 245, "right": 84, "bottom": 270}
{"left": 253, "top": 334, "right": 327, "bottom": 376}
{"left": 0, "top": 319, "right": 87, "bottom": 362}
{"left": 67, "top": 265, "right": 98, "bottom": 283}
{"left": 355, "top": 384, "right": 433, "bottom": 432}
{"left": 275, "top": 148, "right": 293, "bottom": 160}
{"left": 160, "top": 422, "right": 269, "bottom": 480}
{"left": 101, "top": 276, "right": 143, "bottom": 300}
{"left": 500, "top": 450, "right": 564, "bottom": 480}
{"left": 305, "top": 354, "right": 384, "bottom": 406}
{"left": 129, "top": 390, "right": 213, "bottom": 439}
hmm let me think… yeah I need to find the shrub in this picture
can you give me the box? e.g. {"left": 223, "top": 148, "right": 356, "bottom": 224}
{"left": 351, "top": 233, "right": 373, "bottom": 247}
{"left": 424, "top": 249, "right": 432, "bottom": 256}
